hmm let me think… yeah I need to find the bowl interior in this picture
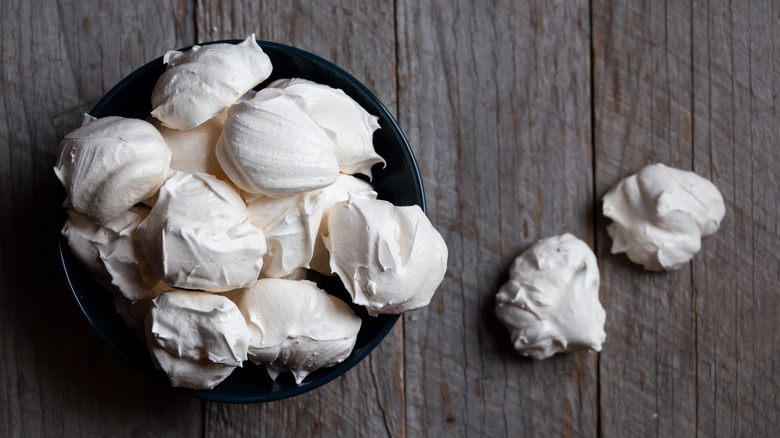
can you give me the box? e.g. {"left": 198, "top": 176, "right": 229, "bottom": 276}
{"left": 55, "top": 40, "right": 424, "bottom": 403}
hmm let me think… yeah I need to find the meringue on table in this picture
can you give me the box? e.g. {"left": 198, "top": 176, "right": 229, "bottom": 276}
{"left": 216, "top": 88, "right": 340, "bottom": 197}
{"left": 602, "top": 163, "right": 726, "bottom": 271}
{"left": 145, "top": 290, "right": 251, "bottom": 390}
{"left": 227, "top": 278, "right": 361, "bottom": 383}
{"left": 151, "top": 34, "right": 273, "bottom": 130}
{"left": 495, "top": 233, "right": 606, "bottom": 360}
{"left": 324, "top": 193, "right": 448, "bottom": 315}
{"left": 54, "top": 115, "right": 172, "bottom": 225}
{"left": 137, "top": 172, "right": 266, "bottom": 292}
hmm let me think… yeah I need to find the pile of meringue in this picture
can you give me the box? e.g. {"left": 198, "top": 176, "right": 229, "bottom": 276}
{"left": 55, "top": 35, "right": 448, "bottom": 389}
{"left": 495, "top": 164, "right": 725, "bottom": 360}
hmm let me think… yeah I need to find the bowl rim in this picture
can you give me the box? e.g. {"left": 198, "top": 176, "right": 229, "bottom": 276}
{"left": 55, "top": 39, "right": 425, "bottom": 403}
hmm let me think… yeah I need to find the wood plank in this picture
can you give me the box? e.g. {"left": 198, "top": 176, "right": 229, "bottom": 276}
{"left": 397, "top": 0, "right": 596, "bottom": 436}
{"left": 593, "top": 0, "right": 699, "bottom": 436}
{"left": 194, "top": 2, "right": 405, "bottom": 437}
{"left": 691, "top": 1, "right": 780, "bottom": 436}
{"left": 595, "top": 0, "right": 780, "bottom": 436}
{"left": 0, "top": 1, "right": 200, "bottom": 437}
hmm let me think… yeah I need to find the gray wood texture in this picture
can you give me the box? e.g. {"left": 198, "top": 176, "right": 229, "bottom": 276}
{"left": 0, "top": 0, "right": 777, "bottom": 437}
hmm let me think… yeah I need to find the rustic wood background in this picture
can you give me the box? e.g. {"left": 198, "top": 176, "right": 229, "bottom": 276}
{"left": 1, "top": 0, "right": 778, "bottom": 436}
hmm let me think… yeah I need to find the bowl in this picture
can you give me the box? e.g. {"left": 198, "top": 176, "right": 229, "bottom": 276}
{"left": 55, "top": 40, "right": 425, "bottom": 403}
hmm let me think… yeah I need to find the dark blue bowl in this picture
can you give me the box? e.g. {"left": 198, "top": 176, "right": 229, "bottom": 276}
{"left": 55, "top": 40, "right": 425, "bottom": 403}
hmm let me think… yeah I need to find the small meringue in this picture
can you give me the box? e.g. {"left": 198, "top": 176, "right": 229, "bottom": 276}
{"left": 145, "top": 290, "right": 250, "bottom": 389}
{"left": 602, "top": 163, "right": 726, "bottom": 270}
{"left": 308, "top": 174, "right": 377, "bottom": 275}
{"left": 495, "top": 233, "right": 606, "bottom": 360}
{"left": 324, "top": 193, "right": 448, "bottom": 315}
{"left": 228, "top": 278, "right": 361, "bottom": 383}
{"left": 215, "top": 88, "right": 340, "bottom": 197}
{"left": 54, "top": 115, "right": 171, "bottom": 225}
{"left": 151, "top": 34, "right": 273, "bottom": 130}
{"left": 269, "top": 78, "right": 384, "bottom": 178}
{"left": 137, "top": 172, "right": 266, "bottom": 292}
{"left": 62, "top": 207, "right": 167, "bottom": 302}
{"left": 244, "top": 191, "right": 324, "bottom": 278}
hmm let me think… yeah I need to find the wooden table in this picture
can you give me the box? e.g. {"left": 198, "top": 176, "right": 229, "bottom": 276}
{"left": 1, "top": 0, "right": 778, "bottom": 436}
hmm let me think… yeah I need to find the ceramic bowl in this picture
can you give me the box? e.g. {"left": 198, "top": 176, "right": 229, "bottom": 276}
{"left": 55, "top": 40, "right": 424, "bottom": 403}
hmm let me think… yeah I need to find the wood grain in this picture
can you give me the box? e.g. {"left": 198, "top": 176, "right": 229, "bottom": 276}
{"left": 397, "top": 1, "right": 596, "bottom": 436}
{"left": 0, "top": 1, "right": 201, "bottom": 437}
{"left": 690, "top": 1, "right": 780, "bottom": 436}
{"left": 194, "top": 1, "right": 405, "bottom": 437}
{"left": 593, "top": 0, "right": 780, "bottom": 436}
{"left": 593, "top": 0, "right": 700, "bottom": 435}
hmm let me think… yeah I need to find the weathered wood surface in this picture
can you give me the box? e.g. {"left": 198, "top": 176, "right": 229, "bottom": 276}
{"left": 0, "top": 0, "right": 777, "bottom": 437}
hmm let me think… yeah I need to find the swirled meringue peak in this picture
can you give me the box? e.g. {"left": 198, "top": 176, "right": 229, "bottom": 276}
{"left": 269, "top": 78, "right": 384, "bottom": 179}
{"left": 151, "top": 115, "right": 228, "bottom": 180}
{"left": 495, "top": 233, "right": 606, "bottom": 360}
{"left": 309, "top": 174, "right": 377, "bottom": 275}
{"left": 151, "top": 34, "right": 273, "bottom": 130}
{"left": 54, "top": 115, "right": 172, "bottom": 225}
{"left": 137, "top": 172, "right": 266, "bottom": 292}
{"left": 324, "top": 193, "right": 448, "bottom": 315}
{"left": 602, "top": 163, "right": 726, "bottom": 271}
{"left": 244, "top": 191, "right": 324, "bottom": 278}
{"left": 145, "top": 290, "right": 250, "bottom": 389}
{"left": 216, "top": 88, "right": 340, "bottom": 196}
{"left": 228, "top": 278, "right": 361, "bottom": 384}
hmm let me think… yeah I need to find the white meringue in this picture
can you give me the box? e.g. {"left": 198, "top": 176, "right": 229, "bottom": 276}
{"left": 62, "top": 207, "right": 168, "bottom": 302}
{"left": 145, "top": 290, "right": 250, "bottom": 389}
{"left": 215, "top": 88, "right": 340, "bottom": 197}
{"left": 61, "top": 209, "right": 114, "bottom": 289}
{"left": 309, "top": 174, "right": 377, "bottom": 275}
{"left": 228, "top": 278, "right": 361, "bottom": 384}
{"left": 269, "top": 78, "right": 384, "bottom": 179}
{"left": 602, "top": 163, "right": 726, "bottom": 271}
{"left": 495, "top": 233, "right": 606, "bottom": 360}
{"left": 137, "top": 172, "right": 266, "bottom": 292}
{"left": 151, "top": 35, "right": 273, "bottom": 130}
{"left": 324, "top": 194, "right": 448, "bottom": 315}
{"left": 151, "top": 115, "right": 229, "bottom": 180}
{"left": 54, "top": 115, "right": 172, "bottom": 225}
{"left": 244, "top": 191, "right": 324, "bottom": 278}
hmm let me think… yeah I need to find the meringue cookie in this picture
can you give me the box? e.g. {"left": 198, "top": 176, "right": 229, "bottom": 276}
{"left": 54, "top": 115, "right": 172, "bottom": 225}
{"left": 602, "top": 163, "right": 726, "bottom": 270}
{"left": 269, "top": 78, "right": 384, "bottom": 179}
{"left": 495, "top": 233, "right": 606, "bottom": 360}
{"left": 62, "top": 207, "right": 168, "bottom": 302}
{"left": 244, "top": 191, "right": 324, "bottom": 278}
{"left": 61, "top": 209, "right": 114, "bottom": 289}
{"left": 137, "top": 172, "right": 266, "bottom": 292}
{"left": 215, "top": 88, "right": 340, "bottom": 197}
{"left": 228, "top": 278, "right": 361, "bottom": 383}
{"left": 151, "top": 115, "right": 229, "bottom": 180}
{"left": 309, "top": 174, "right": 377, "bottom": 275}
{"left": 145, "top": 290, "right": 250, "bottom": 389}
{"left": 324, "top": 193, "right": 448, "bottom": 315}
{"left": 151, "top": 34, "right": 273, "bottom": 130}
